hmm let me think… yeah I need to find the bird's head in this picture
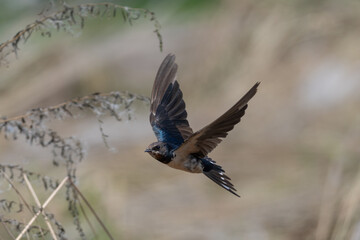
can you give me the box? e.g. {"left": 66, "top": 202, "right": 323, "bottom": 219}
{"left": 145, "top": 142, "right": 170, "bottom": 162}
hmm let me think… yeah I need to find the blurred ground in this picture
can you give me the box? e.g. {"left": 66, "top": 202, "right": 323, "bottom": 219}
{"left": 1, "top": 0, "right": 360, "bottom": 239}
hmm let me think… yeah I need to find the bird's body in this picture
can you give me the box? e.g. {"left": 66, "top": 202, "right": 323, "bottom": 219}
{"left": 169, "top": 152, "right": 203, "bottom": 173}
{"left": 146, "top": 54, "right": 259, "bottom": 197}
{"left": 146, "top": 141, "right": 203, "bottom": 172}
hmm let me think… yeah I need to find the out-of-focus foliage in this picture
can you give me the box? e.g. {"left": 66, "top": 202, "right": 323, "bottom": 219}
{"left": 1, "top": 0, "right": 360, "bottom": 239}
{"left": 0, "top": 1, "right": 163, "bottom": 66}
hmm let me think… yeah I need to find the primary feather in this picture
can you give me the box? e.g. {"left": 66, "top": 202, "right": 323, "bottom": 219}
{"left": 175, "top": 82, "right": 260, "bottom": 158}
{"left": 150, "top": 54, "right": 193, "bottom": 147}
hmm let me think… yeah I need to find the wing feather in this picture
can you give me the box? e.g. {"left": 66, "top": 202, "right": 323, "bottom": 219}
{"left": 150, "top": 54, "right": 193, "bottom": 146}
{"left": 176, "top": 82, "right": 260, "bottom": 158}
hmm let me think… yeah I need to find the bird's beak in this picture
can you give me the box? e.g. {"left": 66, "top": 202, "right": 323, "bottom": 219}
{"left": 144, "top": 149, "right": 151, "bottom": 153}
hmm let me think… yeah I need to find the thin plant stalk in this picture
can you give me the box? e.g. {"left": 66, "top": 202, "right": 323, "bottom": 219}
{"left": 23, "top": 174, "right": 58, "bottom": 240}
{"left": 15, "top": 176, "right": 68, "bottom": 240}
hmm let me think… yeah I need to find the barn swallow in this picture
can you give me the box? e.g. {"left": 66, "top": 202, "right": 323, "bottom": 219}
{"left": 145, "top": 54, "right": 259, "bottom": 197}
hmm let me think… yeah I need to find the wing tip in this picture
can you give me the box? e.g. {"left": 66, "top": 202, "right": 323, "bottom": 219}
{"left": 237, "top": 81, "right": 260, "bottom": 106}
{"left": 251, "top": 81, "right": 261, "bottom": 93}
{"left": 157, "top": 53, "right": 176, "bottom": 74}
{"left": 165, "top": 53, "right": 176, "bottom": 63}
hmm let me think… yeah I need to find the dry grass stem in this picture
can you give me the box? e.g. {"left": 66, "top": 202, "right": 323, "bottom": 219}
{"left": 1, "top": 221, "right": 16, "bottom": 240}
{"left": 315, "top": 157, "right": 344, "bottom": 240}
{"left": 69, "top": 179, "right": 114, "bottom": 240}
{"left": 1, "top": 171, "right": 33, "bottom": 215}
{"left": 15, "top": 176, "right": 68, "bottom": 240}
{"left": 78, "top": 200, "right": 98, "bottom": 239}
{"left": 23, "top": 174, "right": 58, "bottom": 240}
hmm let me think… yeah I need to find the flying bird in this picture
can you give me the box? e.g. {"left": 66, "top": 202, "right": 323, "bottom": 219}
{"left": 145, "top": 54, "right": 259, "bottom": 197}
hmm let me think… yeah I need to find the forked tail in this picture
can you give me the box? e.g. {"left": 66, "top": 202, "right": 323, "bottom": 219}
{"left": 201, "top": 158, "right": 240, "bottom": 197}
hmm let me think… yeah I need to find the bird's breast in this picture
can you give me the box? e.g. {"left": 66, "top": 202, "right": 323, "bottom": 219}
{"left": 151, "top": 152, "right": 172, "bottom": 164}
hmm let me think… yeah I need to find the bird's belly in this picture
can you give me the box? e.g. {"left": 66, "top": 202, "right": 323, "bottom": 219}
{"left": 168, "top": 154, "right": 203, "bottom": 173}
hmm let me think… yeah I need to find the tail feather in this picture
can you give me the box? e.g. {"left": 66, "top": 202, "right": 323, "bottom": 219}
{"left": 202, "top": 158, "right": 240, "bottom": 197}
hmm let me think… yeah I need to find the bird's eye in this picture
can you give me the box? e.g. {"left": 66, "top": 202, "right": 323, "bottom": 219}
{"left": 152, "top": 146, "right": 160, "bottom": 151}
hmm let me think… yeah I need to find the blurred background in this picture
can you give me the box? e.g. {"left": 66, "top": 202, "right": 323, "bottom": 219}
{"left": 1, "top": 0, "right": 360, "bottom": 239}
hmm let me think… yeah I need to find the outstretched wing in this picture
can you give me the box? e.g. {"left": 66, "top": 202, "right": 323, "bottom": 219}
{"left": 150, "top": 54, "right": 193, "bottom": 146}
{"left": 176, "top": 82, "right": 260, "bottom": 158}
